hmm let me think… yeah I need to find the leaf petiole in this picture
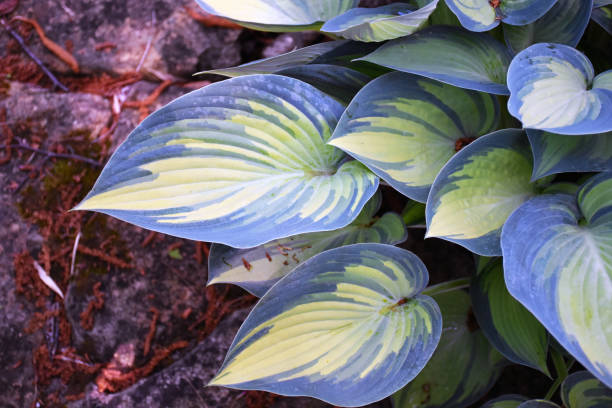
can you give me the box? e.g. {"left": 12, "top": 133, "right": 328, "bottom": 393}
{"left": 544, "top": 348, "right": 575, "bottom": 400}
{"left": 422, "top": 277, "right": 470, "bottom": 297}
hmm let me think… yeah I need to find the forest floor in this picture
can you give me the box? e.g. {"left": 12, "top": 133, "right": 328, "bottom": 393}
{"left": 0, "top": 1, "right": 549, "bottom": 407}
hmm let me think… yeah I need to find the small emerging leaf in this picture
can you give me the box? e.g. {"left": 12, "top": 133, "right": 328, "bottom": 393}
{"left": 210, "top": 243, "right": 442, "bottom": 407}
{"left": 168, "top": 249, "right": 182, "bottom": 260}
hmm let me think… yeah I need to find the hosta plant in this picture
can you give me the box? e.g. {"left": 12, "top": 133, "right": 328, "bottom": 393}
{"left": 76, "top": 0, "right": 612, "bottom": 406}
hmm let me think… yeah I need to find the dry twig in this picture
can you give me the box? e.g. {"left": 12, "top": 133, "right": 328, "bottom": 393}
{"left": 11, "top": 16, "right": 79, "bottom": 73}
{"left": 0, "top": 143, "right": 101, "bottom": 166}
{"left": 185, "top": 7, "right": 243, "bottom": 29}
{"left": 143, "top": 307, "right": 160, "bottom": 356}
{"left": 0, "top": 18, "right": 68, "bottom": 91}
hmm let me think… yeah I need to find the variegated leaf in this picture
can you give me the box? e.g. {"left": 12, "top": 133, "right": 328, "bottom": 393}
{"left": 275, "top": 64, "right": 371, "bottom": 103}
{"left": 426, "top": 129, "right": 536, "bottom": 256}
{"left": 471, "top": 258, "right": 549, "bottom": 374}
{"left": 329, "top": 72, "right": 500, "bottom": 202}
{"left": 210, "top": 243, "right": 442, "bottom": 407}
{"left": 76, "top": 75, "right": 378, "bottom": 248}
{"left": 307, "top": 40, "right": 389, "bottom": 78}
{"left": 594, "top": 0, "right": 612, "bottom": 6}
{"left": 502, "top": 173, "right": 612, "bottom": 388}
{"left": 320, "top": 1, "right": 438, "bottom": 42}
{"left": 444, "top": 0, "right": 558, "bottom": 32}
{"left": 194, "top": 0, "right": 359, "bottom": 31}
{"left": 527, "top": 129, "right": 612, "bottom": 180}
{"left": 503, "top": 0, "right": 593, "bottom": 54}
{"left": 207, "top": 191, "right": 407, "bottom": 297}
{"left": 507, "top": 43, "right": 612, "bottom": 135}
{"left": 200, "top": 41, "right": 347, "bottom": 77}
{"left": 358, "top": 25, "right": 513, "bottom": 94}
{"left": 392, "top": 290, "right": 505, "bottom": 408}
{"left": 561, "top": 371, "right": 612, "bottom": 408}
{"left": 592, "top": 6, "right": 612, "bottom": 34}
{"left": 310, "top": 40, "right": 380, "bottom": 66}
{"left": 483, "top": 395, "right": 529, "bottom": 408}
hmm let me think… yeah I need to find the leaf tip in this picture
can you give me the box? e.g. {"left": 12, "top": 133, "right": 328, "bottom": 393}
{"left": 207, "top": 373, "right": 227, "bottom": 387}
{"left": 71, "top": 197, "right": 94, "bottom": 212}
{"left": 424, "top": 221, "right": 443, "bottom": 240}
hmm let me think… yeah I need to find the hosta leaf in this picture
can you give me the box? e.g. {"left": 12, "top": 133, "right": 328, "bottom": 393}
{"left": 194, "top": 0, "right": 359, "bottom": 31}
{"left": 320, "top": 1, "right": 438, "bottom": 42}
{"left": 275, "top": 64, "right": 371, "bottom": 103}
{"left": 201, "top": 41, "right": 347, "bottom": 77}
{"left": 207, "top": 191, "right": 407, "bottom": 297}
{"left": 561, "top": 371, "right": 612, "bottom": 408}
{"left": 358, "top": 26, "right": 513, "bottom": 94}
{"left": 518, "top": 401, "right": 561, "bottom": 408}
{"left": 310, "top": 40, "right": 380, "bottom": 66}
{"left": 444, "top": 0, "right": 558, "bottom": 32}
{"left": 594, "top": 0, "right": 612, "bottom": 6}
{"left": 501, "top": 173, "right": 612, "bottom": 388}
{"left": 429, "top": 0, "right": 462, "bottom": 26}
{"left": 592, "top": 6, "right": 612, "bottom": 34}
{"left": 471, "top": 258, "right": 549, "bottom": 374}
{"left": 310, "top": 40, "right": 388, "bottom": 78}
{"left": 392, "top": 290, "right": 505, "bottom": 408}
{"left": 76, "top": 75, "right": 378, "bottom": 248}
{"left": 527, "top": 129, "right": 612, "bottom": 180}
{"left": 426, "top": 129, "right": 536, "bottom": 256}
{"left": 542, "top": 182, "right": 580, "bottom": 195}
{"left": 507, "top": 43, "right": 612, "bottom": 135}
{"left": 209, "top": 243, "right": 442, "bottom": 407}
{"left": 329, "top": 72, "right": 500, "bottom": 202}
{"left": 402, "top": 200, "right": 426, "bottom": 227}
{"left": 503, "top": 0, "right": 593, "bottom": 54}
{"left": 483, "top": 395, "right": 529, "bottom": 408}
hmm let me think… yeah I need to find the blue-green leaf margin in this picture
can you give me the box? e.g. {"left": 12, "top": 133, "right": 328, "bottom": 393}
{"left": 211, "top": 243, "right": 442, "bottom": 407}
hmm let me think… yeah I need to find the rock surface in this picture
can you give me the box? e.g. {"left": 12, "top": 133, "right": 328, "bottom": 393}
{"left": 1, "top": 0, "right": 243, "bottom": 78}
{"left": 0, "top": 174, "right": 43, "bottom": 408}
{"left": 1, "top": 82, "right": 111, "bottom": 141}
{"left": 67, "top": 309, "right": 248, "bottom": 408}
{"left": 65, "top": 220, "right": 210, "bottom": 364}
